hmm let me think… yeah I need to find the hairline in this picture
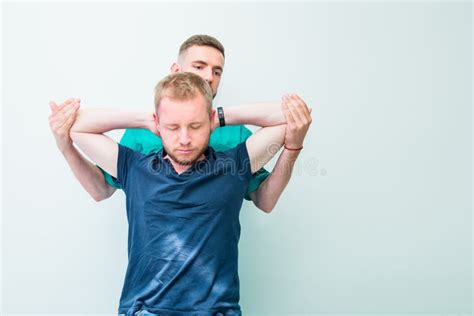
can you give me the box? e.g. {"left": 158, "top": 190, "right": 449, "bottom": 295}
{"left": 178, "top": 44, "right": 225, "bottom": 64}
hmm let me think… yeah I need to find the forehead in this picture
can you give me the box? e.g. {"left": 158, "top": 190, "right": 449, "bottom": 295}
{"left": 180, "top": 45, "right": 225, "bottom": 68}
{"left": 158, "top": 95, "right": 209, "bottom": 123}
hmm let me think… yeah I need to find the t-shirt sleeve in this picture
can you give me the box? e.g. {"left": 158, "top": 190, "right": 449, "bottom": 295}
{"left": 244, "top": 168, "right": 270, "bottom": 200}
{"left": 239, "top": 125, "right": 271, "bottom": 200}
{"left": 99, "top": 166, "right": 122, "bottom": 189}
{"left": 116, "top": 143, "right": 142, "bottom": 190}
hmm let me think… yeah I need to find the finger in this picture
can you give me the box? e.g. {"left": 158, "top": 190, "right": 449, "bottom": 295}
{"left": 64, "top": 105, "right": 79, "bottom": 128}
{"left": 282, "top": 95, "right": 296, "bottom": 125}
{"left": 61, "top": 98, "right": 75, "bottom": 107}
{"left": 57, "top": 101, "right": 79, "bottom": 126}
{"left": 57, "top": 104, "right": 79, "bottom": 131}
{"left": 292, "top": 95, "right": 312, "bottom": 122}
{"left": 292, "top": 95, "right": 312, "bottom": 126}
{"left": 62, "top": 101, "right": 80, "bottom": 118}
{"left": 287, "top": 94, "right": 305, "bottom": 124}
{"left": 59, "top": 99, "right": 80, "bottom": 114}
{"left": 55, "top": 98, "right": 75, "bottom": 113}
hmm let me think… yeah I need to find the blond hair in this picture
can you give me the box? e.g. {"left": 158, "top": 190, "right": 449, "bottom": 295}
{"left": 154, "top": 72, "right": 213, "bottom": 115}
{"left": 178, "top": 34, "right": 225, "bottom": 58}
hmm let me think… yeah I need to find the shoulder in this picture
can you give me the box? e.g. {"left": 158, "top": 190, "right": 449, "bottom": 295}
{"left": 118, "top": 143, "right": 150, "bottom": 161}
{"left": 121, "top": 128, "right": 163, "bottom": 154}
{"left": 118, "top": 143, "right": 164, "bottom": 173}
{"left": 213, "top": 141, "right": 248, "bottom": 161}
{"left": 123, "top": 128, "right": 158, "bottom": 140}
{"left": 210, "top": 125, "right": 253, "bottom": 151}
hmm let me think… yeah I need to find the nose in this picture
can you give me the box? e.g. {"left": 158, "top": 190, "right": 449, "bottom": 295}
{"left": 203, "top": 68, "right": 214, "bottom": 85}
{"left": 179, "top": 129, "right": 191, "bottom": 146}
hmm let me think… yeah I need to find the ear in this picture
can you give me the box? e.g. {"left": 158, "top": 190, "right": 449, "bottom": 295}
{"left": 170, "top": 62, "right": 180, "bottom": 73}
{"left": 210, "top": 108, "right": 217, "bottom": 131}
{"left": 153, "top": 112, "right": 161, "bottom": 136}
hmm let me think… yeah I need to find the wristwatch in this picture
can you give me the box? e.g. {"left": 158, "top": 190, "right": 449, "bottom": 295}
{"left": 217, "top": 107, "right": 225, "bottom": 127}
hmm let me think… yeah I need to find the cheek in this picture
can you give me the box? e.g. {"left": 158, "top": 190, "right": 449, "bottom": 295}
{"left": 212, "top": 78, "right": 220, "bottom": 90}
{"left": 160, "top": 130, "right": 177, "bottom": 143}
{"left": 195, "top": 128, "right": 211, "bottom": 143}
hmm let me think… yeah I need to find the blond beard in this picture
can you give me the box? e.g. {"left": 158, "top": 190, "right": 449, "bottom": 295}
{"left": 163, "top": 139, "right": 209, "bottom": 166}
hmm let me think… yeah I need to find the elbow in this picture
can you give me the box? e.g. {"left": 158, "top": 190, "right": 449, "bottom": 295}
{"left": 92, "top": 195, "right": 105, "bottom": 202}
{"left": 91, "top": 192, "right": 108, "bottom": 202}
{"left": 258, "top": 204, "right": 275, "bottom": 214}
{"left": 91, "top": 192, "right": 107, "bottom": 202}
{"left": 91, "top": 187, "right": 115, "bottom": 202}
{"left": 262, "top": 207, "right": 274, "bottom": 214}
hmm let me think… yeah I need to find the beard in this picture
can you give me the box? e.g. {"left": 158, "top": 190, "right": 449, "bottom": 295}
{"left": 163, "top": 140, "right": 209, "bottom": 166}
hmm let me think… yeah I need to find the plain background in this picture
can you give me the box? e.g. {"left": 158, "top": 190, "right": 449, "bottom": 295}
{"left": 2, "top": 1, "right": 472, "bottom": 315}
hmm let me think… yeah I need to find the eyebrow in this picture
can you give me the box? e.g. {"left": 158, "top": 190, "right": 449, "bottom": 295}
{"left": 192, "top": 60, "right": 223, "bottom": 72}
{"left": 165, "top": 121, "right": 205, "bottom": 127}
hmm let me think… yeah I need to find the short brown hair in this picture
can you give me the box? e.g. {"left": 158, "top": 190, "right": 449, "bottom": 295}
{"left": 154, "top": 72, "right": 213, "bottom": 115}
{"left": 178, "top": 34, "right": 225, "bottom": 58}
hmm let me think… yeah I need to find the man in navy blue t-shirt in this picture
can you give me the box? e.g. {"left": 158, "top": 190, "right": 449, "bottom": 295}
{"left": 69, "top": 72, "right": 311, "bottom": 315}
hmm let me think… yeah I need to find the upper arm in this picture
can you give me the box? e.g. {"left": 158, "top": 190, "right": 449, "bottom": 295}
{"left": 245, "top": 125, "right": 286, "bottom": 174}
{"left": 71, "top": 132, "right": 119, "bottom": 178}
{"left": 99, "top": 128, "right": 142, "bottom": 189}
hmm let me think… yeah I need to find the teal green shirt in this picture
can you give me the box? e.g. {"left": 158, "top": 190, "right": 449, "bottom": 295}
{"left": 101, "top": 125, "right": 270, "bottom": 200}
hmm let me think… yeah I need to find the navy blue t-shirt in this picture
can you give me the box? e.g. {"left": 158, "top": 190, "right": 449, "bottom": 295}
{"left": 116, "top": 141, "right": 253, "bottom": 315}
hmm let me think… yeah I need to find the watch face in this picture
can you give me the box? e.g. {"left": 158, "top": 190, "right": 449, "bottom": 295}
{"left": 218, "top": 107, "right": 225, "bottom": 127}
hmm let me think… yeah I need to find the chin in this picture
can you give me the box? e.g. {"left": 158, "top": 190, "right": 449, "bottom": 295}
{"left": 175, "top": 154, "right": 195, "bottom": 163}
{"left": 173, "top": 153, "right": 200, "bottom": 165}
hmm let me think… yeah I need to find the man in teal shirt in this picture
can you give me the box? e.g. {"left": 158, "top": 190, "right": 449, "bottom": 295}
{"left": 48, "top": 34, "right": 312, "bottom": 211}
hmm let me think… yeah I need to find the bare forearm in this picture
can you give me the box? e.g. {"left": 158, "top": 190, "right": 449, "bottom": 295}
{"left": 71, "top": 109, "right": 153, "bottom": 134}
{"left": 62, "top": 144, "right": 116, "bottom": 201}
{"left": 218, "top": 102, "right": 285, "bottom": 127}
{"left": 247, "top": 124, "right": 286, "bottom": 173}
{"left": 252, "top": 149, "right": 301, "bottom": 212}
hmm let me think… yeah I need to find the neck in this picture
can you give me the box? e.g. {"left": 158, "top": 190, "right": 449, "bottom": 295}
{"left": 169, "top": 160, "right": 192, "bottom": 174}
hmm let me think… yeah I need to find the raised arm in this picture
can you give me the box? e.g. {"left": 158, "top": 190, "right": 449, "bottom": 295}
{"left": 243, "top": 95, "right": 303, "bottom": 174}
{"left": 248, "top": 95, "right": 312, "bottom": 212}
{"left": 68, "top": 101, "right": 156, "bottom": 179}
{"left": 223, "top": 94, "right": 312, "bottom": 213}
{"left": 218, "top": 101, "right": 286, "bottom": 127}
{"left": 246, "top": 124, "right": 286, "bottom": 174}
{"left": 49, "top": 99, "right": 117, "bottom": 201}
